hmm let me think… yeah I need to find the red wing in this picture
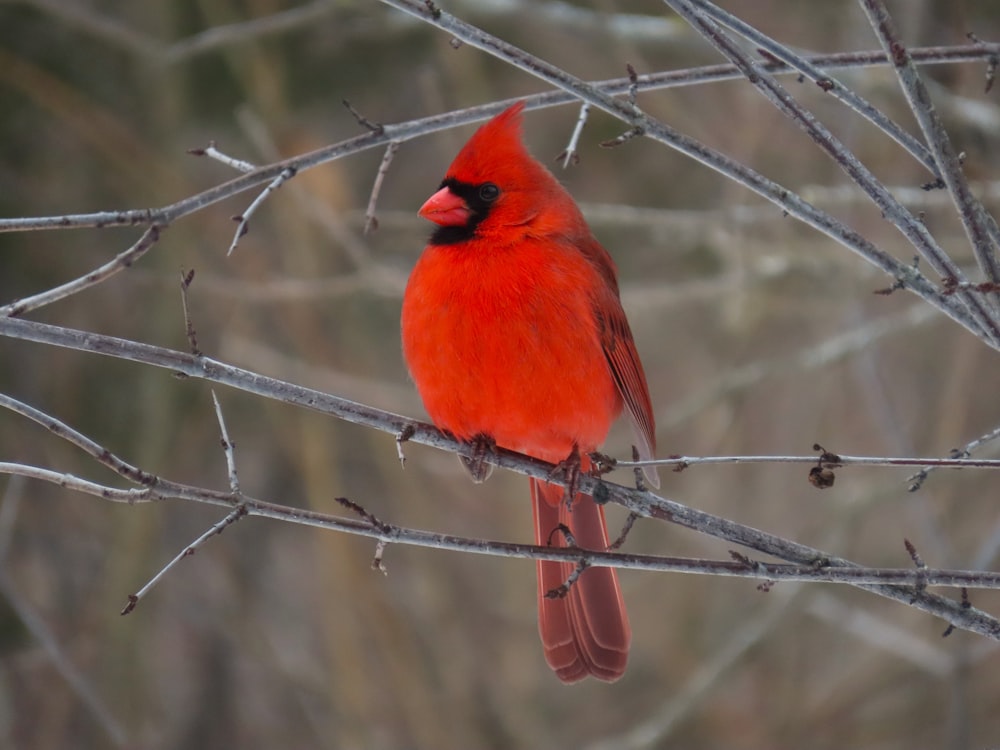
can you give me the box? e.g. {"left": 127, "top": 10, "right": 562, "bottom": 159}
{"left": 600, "top": 302, "right": 659, "bottom": 488}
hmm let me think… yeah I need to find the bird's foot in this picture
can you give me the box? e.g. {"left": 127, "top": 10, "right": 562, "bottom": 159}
{"left": 548, "top": 444, "right": 582, "bottom": 508}
{"left": 459, "top": 433, "right": 496, "bottom": 483}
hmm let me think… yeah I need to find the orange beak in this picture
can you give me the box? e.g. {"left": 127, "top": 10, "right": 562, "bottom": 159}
{"left": 419, "top": 186, "right": 471, "bottom": 226}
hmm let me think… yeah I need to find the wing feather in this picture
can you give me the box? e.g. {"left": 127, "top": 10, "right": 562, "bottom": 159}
{"left": 577, "top": 235, "right": 659, "bottom": 489}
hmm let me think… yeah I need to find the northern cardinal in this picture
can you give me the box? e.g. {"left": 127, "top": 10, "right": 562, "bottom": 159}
{"left": 401, "top": 101, "right": 658, "bottom": 683}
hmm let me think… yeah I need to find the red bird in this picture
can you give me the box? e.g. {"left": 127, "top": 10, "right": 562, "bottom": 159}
{"left": 401, "top": 101, "right": 658, "bottom": 683}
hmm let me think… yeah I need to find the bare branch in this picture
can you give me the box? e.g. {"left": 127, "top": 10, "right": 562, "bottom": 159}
{"left": 0, "top": 225, "right": 162, "bottom": 318}
{"left": 178, "top": 268, "right": 201, "bottom": 356}
{"left": 189, "top": 141, "right": 256, "bottom": 173}
{"left": 375, "top": 0, "right": 993, "bottom": 345}
{"left": 692, "top": 0, "right": 939, "bottom": 177}
{"left": 664, "top": 0, "right": 1000, "bottom": 347}
{"left": 3, "top": 458, "right": 1000, "bottom": 594}
{"left": 121, "top": 504, "right": 248, "bottom": 616}
{"left": 211, "top": 390, "right": 241, "bottom": 495}
{"left": 624, "top": 451, "right": 1000, "bottom": 474}
{"left": 364, "top": 141, "right": 400, "bottom": 233}
{"left": 858, "top": 0, "right": 1000, "bottom": 284}
{"left": 228, "top": 167, "right": 296, "bottom": 255}
{"left": 1, "top": 322, "right": 998, "bottom": 639}
{"left": 557, "top": 101, "right": 589, "bottom": 168}
{"left": 907, "top": 424, "right": 1000, "bottom": 491}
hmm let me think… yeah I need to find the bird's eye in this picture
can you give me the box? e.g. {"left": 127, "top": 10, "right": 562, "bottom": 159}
{"left": 478, "top": 183, "right": 500, "bottom": 202}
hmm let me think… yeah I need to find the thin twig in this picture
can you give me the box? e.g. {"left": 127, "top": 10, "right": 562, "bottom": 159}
{"left": 557, "top": 101, "right": 589, "bottom": 168}
{"left": 0, "top": 392, "right": 158, "bottom": 486}
{"left": 664, "top": 0, "right": 1000, "bottom": 347}
{"left": 858, "top": 0, "right": 1000, "bottom": 284}
{"left": 0, "top": 225, "right": 162, "bottom": 318}
{"left": 907, "top": 423, "right": 1000, "bottom": 491}
{"left": 4, "top": 456, "right": 1000, "bottom": 594}
{"left": 1, "top": 328, "right": 999, "bottom": 639}
{"left": 375, "top": 0, "right": 990, "bottom": 345}
{"left": 211, "top": 390, "right": 240, "bottom": 495}
{"left": 342, "top": 99, "right": 384, "bottom": 134}
{"left": 189, "top": 141, "right": 256, "bottom": 173}
{"left": 364, "top": 141, "right": 400, "bottom": 233}
{"left": 228, "top": 167, "right": 296, "bottom": 255}
{"left": 693, "top": 0, "right": 939, "bottom": 178}
{"left": 179, "top": 268, "right": 201, "bottom": 356}
{"left": 623, "top": 452, "right": 1000, "bottom": 472}
{"left": 0, "top": 44, "right": 995, "bottom": 238}
{"left": 121, "top": 504, "right": 248, "bottom": 615}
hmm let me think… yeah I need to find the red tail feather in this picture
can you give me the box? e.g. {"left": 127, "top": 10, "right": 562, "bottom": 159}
{"left": 532, "top": 478, "right": 630, "bottom": 683}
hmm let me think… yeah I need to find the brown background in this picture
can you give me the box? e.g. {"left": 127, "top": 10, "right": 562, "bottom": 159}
{"left": 2, "top": 1, "right": 1000, "bottom": 748}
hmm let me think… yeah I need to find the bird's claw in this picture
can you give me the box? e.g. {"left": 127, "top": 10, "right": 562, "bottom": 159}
{"left": 548, "top": 444, "right": 582, "bottom": 508}
{"left": 459, "top": 433, "right": 496, "bottom": 483}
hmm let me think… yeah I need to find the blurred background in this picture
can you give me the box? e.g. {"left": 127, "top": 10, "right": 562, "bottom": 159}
{"left": 2, "top": 0, "right": 1000, "bottom": 747}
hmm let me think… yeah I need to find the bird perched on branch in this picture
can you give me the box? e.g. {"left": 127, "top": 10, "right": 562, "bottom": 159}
{"left": 401, "top": 101, "right": 658, "bottom": 683}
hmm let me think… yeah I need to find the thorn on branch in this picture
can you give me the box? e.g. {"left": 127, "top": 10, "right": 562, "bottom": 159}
{"left": 815, "top": 77, "right": 835, "bottom": 92}
{"left": 342, "top": 100, "right": 384, "bottom": 135}
{"left": 670, "top": 455, "right": 689, "bottom": 473}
